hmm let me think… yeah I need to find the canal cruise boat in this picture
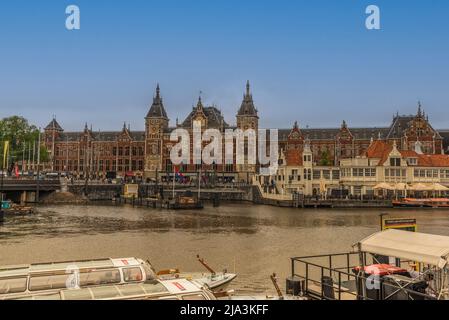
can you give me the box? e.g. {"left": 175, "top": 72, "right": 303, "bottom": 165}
{"left": 393, "top": 198, "right": 449, "bottom": 208}
{"left": 0, "top": 257, "right": 236, "bottom": 300}
{"left": 4, "top": 278, "right": 217, "bottom": 300}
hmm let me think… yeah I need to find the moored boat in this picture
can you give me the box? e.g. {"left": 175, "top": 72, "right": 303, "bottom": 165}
{"left": 0, "top": 257, "right": 156, "bottom": 299}
{"left": 393, "top": 198, "right": 449, "bottom": 208}
{"left": 4, "top": 278, "right": 217, "bottom": 300}
{"left": 0, "top": 256, "right": 236, "bottom": 300}
{"left": 170, "top": 196, "right": 204, "bottom": 210}
{"left": 157, "top": 255, "right": 237, "bottom": 293}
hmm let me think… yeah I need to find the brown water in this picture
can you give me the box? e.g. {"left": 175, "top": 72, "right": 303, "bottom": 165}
{"left": 1, "top": 203, "right": 449, "bottom": 294}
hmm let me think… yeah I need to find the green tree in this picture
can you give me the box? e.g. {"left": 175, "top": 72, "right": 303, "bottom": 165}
{"left": 319, "top": 149, "right": 332, "bottom": 166}
{"left": 0, "top": 116, "right": 49, "bottom": 169}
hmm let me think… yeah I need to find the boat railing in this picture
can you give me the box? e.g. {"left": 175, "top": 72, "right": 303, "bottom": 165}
{"left": 291, "top": 252, "right": 437, "bottom": 300}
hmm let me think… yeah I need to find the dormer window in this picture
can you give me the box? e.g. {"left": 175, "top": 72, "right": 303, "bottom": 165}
{"left": 407, "top": 158, "right": 418, "bottom": 166}
{"left": 390, "top": 157, "right": 401, "bottom": 167}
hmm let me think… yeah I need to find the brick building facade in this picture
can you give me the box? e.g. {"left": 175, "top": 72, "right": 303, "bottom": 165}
{"left": 43, "top": 83, "right": 449, "bottom": 181}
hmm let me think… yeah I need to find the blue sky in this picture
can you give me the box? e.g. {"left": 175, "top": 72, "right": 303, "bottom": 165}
{"left": 0, "top": 0, "right": 448, "bottom": 131}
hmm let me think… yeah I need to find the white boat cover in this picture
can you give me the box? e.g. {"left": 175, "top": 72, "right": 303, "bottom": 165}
{"left": 356, "top": 229, "right": 449, "bottom": 269}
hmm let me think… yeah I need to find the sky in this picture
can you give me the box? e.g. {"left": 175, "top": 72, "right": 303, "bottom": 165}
{"left": 0, "top": 0, "right": 448, "bottom": 131}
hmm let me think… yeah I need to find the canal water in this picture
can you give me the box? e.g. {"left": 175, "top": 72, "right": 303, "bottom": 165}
{"left": 1, "top": 203, "right": 449, "bottom": 294}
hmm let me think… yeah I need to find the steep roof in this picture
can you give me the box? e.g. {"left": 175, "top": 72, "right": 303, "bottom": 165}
{"left": 365, "top": 140, "right": 449, "bottom": 167}
{"left": 278, "top": 127, "right": 389, "bottom": 141}
{"left": 180, "top": 105, "right": 229, "bottom": 129}
{"left": 237, "top": 81, "right": 258, "bottom": 117}
{"left": 45, "top": 118, "right": 63, "bottom": 131}
{"left": 57, "top": 131, "right": 146, "bottom": 142}
{"left": 146, "top": 84, "right": 168, "bottom": 119}
{"left": 285, "top": 149, "right": 303, "bottom": 166}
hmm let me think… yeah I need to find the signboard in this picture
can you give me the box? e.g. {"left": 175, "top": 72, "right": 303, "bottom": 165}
{"left": 124, "top": 184, "right": 139, "bottom": 198}
{"left": 382, "top": 218, "right": 417, "bottom": 232}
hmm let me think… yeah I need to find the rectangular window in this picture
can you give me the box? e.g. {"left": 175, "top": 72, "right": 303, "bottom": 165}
{"left": 122, "top": 268, "right": 143, "bottom": 283}
{"left": 332, "top": 170, "right": 340, "bottom": 180}
{"left": 29, "top": 274, "right": 70, "bottom": 291}
{"left": 0, "top": 277, "right": 27, "bottom": 294}
{"left": 313, "top": 170, "right": 321, "bottom": 180}
{"left": 390, "top": 158, "right": 401, "bottom": 167}
{"left": 79, "top": 269, "right": 121, "bottom": 286}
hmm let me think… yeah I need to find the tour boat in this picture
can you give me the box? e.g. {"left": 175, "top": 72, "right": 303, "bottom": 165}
{"left": 158, "top": 271, "right": 237, "bottom": 293}
{"left": 0, "top": 257, "right": 156, "bottom": 299}
{"left": 3, "top": 278, "right": 217, "bottom": 300}
{"left": 393, "top": 198, "right": 449, "bottom": 208}
{"left": 157, "top": 255, "right": 237, "bottom": 293}
{"left": 170, "top": 196, "right": 204, "bottom": 210}
{"left": 0, "top": 256, "right": 234, "bottom": 300}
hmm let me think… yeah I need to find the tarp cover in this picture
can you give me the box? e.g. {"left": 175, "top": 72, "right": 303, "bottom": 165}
{"left": 356, "top": 229, "right": 449, "bottom": 269}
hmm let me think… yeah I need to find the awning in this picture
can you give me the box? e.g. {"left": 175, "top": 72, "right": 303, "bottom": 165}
{"left": 394, "top": 183, "right": 408, "bottom": 190}
{"left": 355, "top": 229, "right": 449, "bottom": 269}
{"left": 410, "top": 183, "right": 433, "bottom": 191}
{"left": 432, "top": 183, "right": 449, "bottom": 191}
{"left": 373, "top": 183, "right": 395, "bottom": 191}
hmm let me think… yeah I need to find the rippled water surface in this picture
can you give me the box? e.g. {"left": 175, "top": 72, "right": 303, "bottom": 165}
{"left": 1, "top": 204, "right": 449, "bottom": 293}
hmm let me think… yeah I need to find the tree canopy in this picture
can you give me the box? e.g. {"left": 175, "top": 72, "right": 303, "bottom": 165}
{"left": 0, "top": 116, "right": 49, "bottom": 168}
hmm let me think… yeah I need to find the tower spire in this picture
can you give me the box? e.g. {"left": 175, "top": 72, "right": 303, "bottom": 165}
{"left": 417, "top": 101, "right": 423, "bottom": 117}
{"left": 246, "top": 80, "right": 250, "bottom": 97}
{"left": 197, "top": 94, "right": 204, "bottom": 111}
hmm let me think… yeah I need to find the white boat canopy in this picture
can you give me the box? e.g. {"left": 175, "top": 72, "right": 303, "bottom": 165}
{"left": 355, "top": 229, "right": 449, "bottom": 269}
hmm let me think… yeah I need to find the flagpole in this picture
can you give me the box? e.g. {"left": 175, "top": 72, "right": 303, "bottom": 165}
{"left": 198, "top": 166, "right": 201, "bottom": 199}
{"left": 36, "top": 128, "right": 41, "bottom": 203}
{"left": 1, "top": 142, "right": 5, "bottom": 203}
{"left": 172, "top": 165, "right": 175, "bottom": 200}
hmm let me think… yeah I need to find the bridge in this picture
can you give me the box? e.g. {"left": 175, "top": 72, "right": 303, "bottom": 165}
{"left": 0, "top": 179, "right": 61, "bottom": 203}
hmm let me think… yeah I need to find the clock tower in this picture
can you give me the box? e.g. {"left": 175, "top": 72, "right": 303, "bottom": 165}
{"left": 145, "top": 84, "right": 169, "bottom": 179}
{"left": 236, "top": 81, "right": 259, "bottom": 182}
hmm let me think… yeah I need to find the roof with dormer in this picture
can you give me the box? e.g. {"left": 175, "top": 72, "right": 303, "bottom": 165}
{"left": 364, "top": 140, "right": 449, "bottom": 167}
{"left": 180, "top": 97, "right": 229, "bottom": 129}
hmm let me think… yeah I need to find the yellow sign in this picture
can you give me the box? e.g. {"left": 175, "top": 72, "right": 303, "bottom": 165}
{"left": 382, "top": 218, "right": 417, "bottom": 232}
{"left": 2, "top": 141, "right": 9, "bottom": 169}
{"left": 124, "top": 184, "right": 139, "bottom": 198}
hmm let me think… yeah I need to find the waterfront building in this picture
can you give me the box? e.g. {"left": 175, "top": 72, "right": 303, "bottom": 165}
{"left": 272, "top": 122, "right": 449, "bottom": 198}
{"left": 43, "top": 83, "right": 449, "bottom": 183}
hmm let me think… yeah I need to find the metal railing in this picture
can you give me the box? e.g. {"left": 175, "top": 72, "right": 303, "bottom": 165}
{"left": 291, "top": 252, "right": 437, "bottom": 300}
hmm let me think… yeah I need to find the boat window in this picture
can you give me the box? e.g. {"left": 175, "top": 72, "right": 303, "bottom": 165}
{"left": 181, "top": 294, "right": 207, "bottom": 300}
{"left": 123, "top": 267, "right": 143, "bottom": 283}
{"left": 29, "top": 274, "right": 70, "bottom": 291}
{"left": 0, "top": 277, "right": 27, "bottom": 294}
{"left": 79, "top": 269, "right": 121, "bottom": 286}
